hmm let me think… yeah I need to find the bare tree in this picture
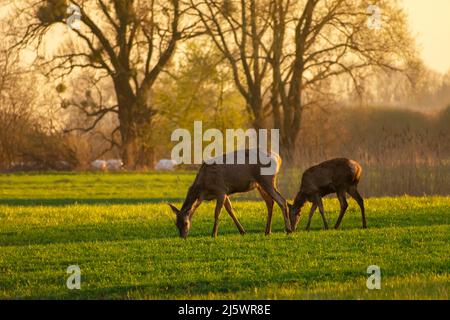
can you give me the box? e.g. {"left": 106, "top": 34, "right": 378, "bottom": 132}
{"left": 0, "top": 45, "right": 34, "bottom": 167}
{"left": 7, "top": 0, "right": 199, "bottom": 168}
{"left": 195, "top": 0, "right": 414, "bottom": 161}
{"left": 0, "top": 44, "right": 77, "bottom": 170}
{"left": 192, "top": 0, "right": 272, "bottom": 129}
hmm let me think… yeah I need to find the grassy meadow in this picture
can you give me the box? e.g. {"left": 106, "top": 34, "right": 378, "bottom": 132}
{"left": 0, "top": 172, "right": 449, "bottom": 299}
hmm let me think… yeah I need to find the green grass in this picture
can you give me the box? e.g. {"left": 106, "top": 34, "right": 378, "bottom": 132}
{"left": 0, "top": 173, "right": 449, "bottom": 299}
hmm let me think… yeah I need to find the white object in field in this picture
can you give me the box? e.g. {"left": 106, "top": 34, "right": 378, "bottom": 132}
{"left": 106, "top": 159, "right": 123, "bottom": 171}
{"left": 155, "top": 159, "right": 177, "bottom": 171}
{"left": 91, "top": 160, "right": 107, "bottom": 171}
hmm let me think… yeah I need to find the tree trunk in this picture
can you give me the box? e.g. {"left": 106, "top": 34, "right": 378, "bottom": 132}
{"left": 279, "top": 81, "right": 304, "bottom": 165}
{"left": 248, "top": 95, "right": 265, "bottom": 130}
{"left": 280, "top": 130, "right": 296, "bottom": 165}
{"left": 114, "top": 77, "right": 153, "bottom": 170}
{"left": 121, "top": 125, "right": 156, "bottom": 170}
{"left": 120, "top": 126, "right": 138, "bottom": 170}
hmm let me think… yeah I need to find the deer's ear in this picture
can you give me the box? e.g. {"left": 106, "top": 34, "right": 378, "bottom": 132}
{"left": 168, "top": 203, "right": 180, "bottom": 215}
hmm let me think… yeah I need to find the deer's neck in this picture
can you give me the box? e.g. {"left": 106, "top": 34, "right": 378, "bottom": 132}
{"left": 293, "top": 192, "right": 307, "bottom": 212}
{"left": 181, "top": 185, "right": 200, "bottom": 213}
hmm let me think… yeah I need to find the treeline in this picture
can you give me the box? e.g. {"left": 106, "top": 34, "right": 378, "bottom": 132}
{"left": 2, "top": 0, "right": 417, "bottom": 168}
{"left": 295, "top": 105, "right": 450, "bottom": 166}
{"left": 2, "top": 99, "right": 450, "bottom": 196}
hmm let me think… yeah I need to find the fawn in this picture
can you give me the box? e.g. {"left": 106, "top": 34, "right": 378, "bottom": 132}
{"left": 288, "top": 158, "right": 366, "bottom": 231}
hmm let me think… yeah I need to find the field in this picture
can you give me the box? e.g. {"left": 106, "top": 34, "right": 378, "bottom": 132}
{"left": 0, "top": 172, "right": 449, "bottom": 299}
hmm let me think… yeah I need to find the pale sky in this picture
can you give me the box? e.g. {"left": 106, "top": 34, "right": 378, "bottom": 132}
{"left": 403, "top": 0, "right": 450, "bottom": 74}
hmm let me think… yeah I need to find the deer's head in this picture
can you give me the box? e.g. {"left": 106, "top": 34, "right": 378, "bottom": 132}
{"left": 288, "top": 193, "right": 307, "bottom": 231}
{"left": 288, "top": 203, "right": 302, "bottom": 231}
{"left": 168, "top": 203, "right": 192, "bottom": 238}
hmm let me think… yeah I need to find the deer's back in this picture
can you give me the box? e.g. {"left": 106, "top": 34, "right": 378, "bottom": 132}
{"left": 300, "top": 158, "right": 362, "bottom": 196}
{"left": 193, "top": 150, "right": 281, "bottom": 197}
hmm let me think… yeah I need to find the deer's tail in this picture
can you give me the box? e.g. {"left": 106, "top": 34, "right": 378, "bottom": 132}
{"left": 352, "top": 162, "right": 363, "bottom": 183}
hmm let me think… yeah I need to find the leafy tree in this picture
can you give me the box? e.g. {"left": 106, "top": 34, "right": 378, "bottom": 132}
{"left": 152, "top": 40, "right": 247, "bottom": 161}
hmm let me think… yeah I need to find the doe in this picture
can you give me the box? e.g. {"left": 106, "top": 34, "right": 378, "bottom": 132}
{"left": 168, "top": 149, "right": 292, "bottom": 238}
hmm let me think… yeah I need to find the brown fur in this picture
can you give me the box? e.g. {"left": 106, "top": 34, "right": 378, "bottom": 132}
{"left": 288, "top": 158, "right": 367, "bottom": 231}
{"left": 169, "top": 150, "right": 292, "bottom": 238}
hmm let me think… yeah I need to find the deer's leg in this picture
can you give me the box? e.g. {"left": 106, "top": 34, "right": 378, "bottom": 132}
{"left": 257, "top": 187, "right": 274, "bottom": 235}
{"left": 315, "top": 196, "right": 329, "bottom": 230}
{"left": 224, "top": 196, "right": 246, "bottom": 235}
{"left": 305, "top": 202, "right": 317, "bottom": 231}
{"left": 259, "top": 182, "right": 292, "bottom": 233}
{"left": 334, "top": 191, "right": 348, "bottom": 230}
{"left": 348, "top": 186, "right": 367, "bottom": 229}
{"left": 212, "top": 194, "right": 226, "bottom": 238}
{"left": 189, "top": 199, "right": 203, "bottom": 217}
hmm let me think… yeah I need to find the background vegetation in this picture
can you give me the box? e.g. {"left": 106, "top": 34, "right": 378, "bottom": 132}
{"left": 0, "top": 1, "right": 448, "bottom": 196}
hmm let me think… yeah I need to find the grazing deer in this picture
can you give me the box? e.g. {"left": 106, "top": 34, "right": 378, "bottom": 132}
{"left": 288, "top": 158, "right": 366, "bottom": 231}
{"left": 168, "top": 149, "right": 292, "bottom": 238}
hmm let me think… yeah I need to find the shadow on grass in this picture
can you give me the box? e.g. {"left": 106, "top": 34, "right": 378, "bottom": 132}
{"left": 0, "top": 221, "right": 280, "bottom": 247}
{"left": 0, "top": 194, "right": 265, "bottom": 206}
{"left": 0, "top": 198, "right": 185, "bottom": 206}
{"left": 19, "top": 267, "right": 378, "bottom": 300}
{"left": 23, "top": 278, "right": 294, "bottom": 300}
{"left": 12, "top": 269, "right": 450, "bottom": 300}
{"left": 1, "top": 214, "right": 448, "bottom": 248}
